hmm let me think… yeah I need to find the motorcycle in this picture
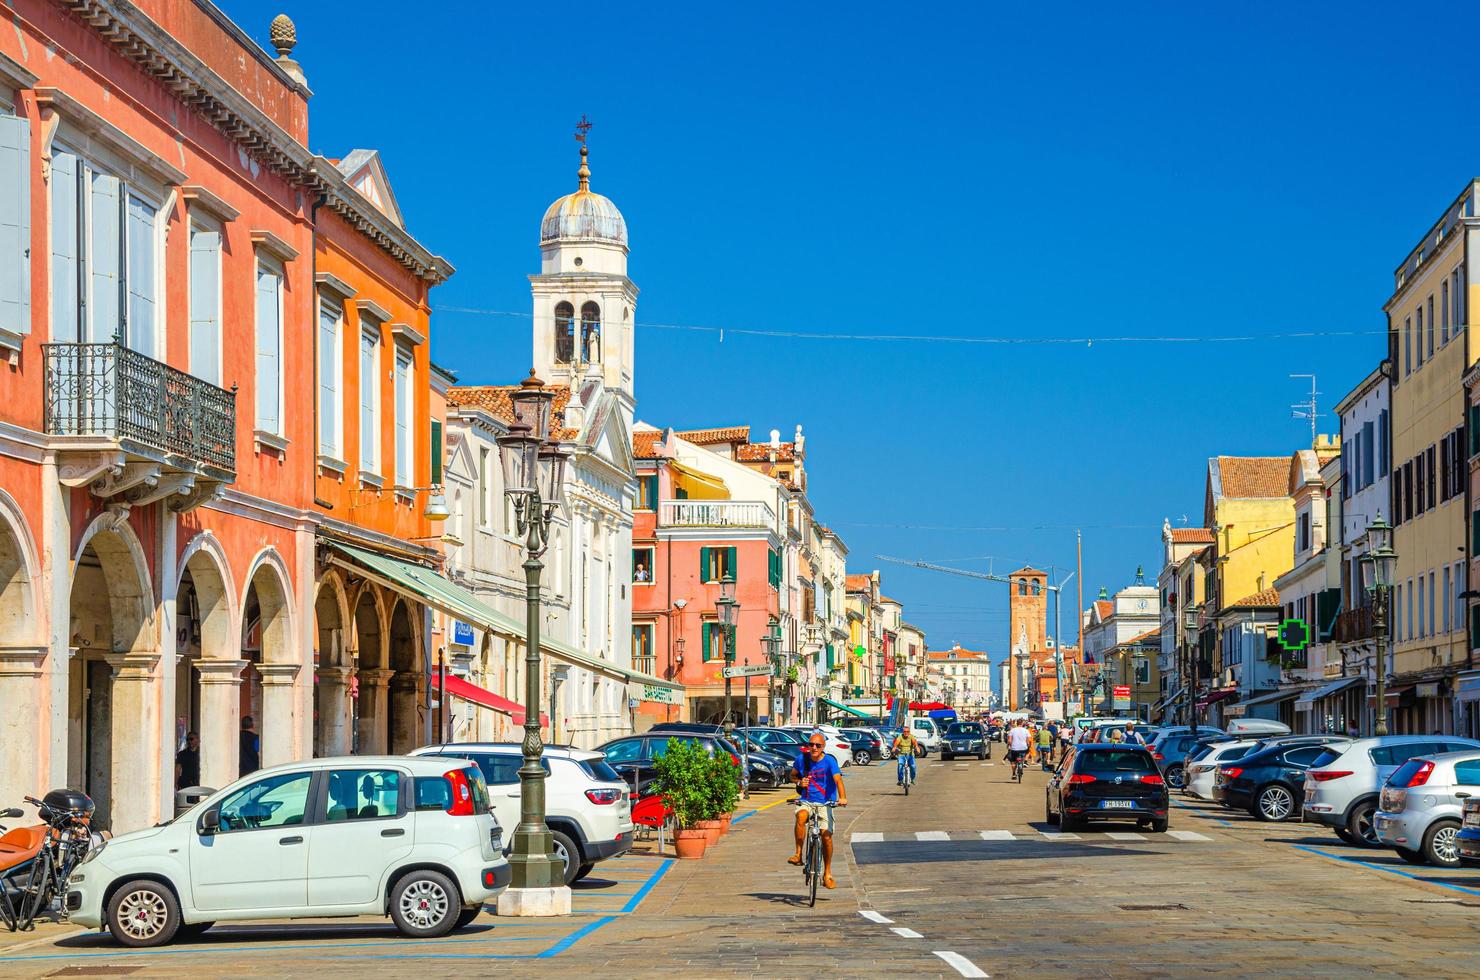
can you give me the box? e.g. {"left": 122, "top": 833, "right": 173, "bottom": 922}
{"left": 0, "top": 789, "right": 101, "bottom": 931}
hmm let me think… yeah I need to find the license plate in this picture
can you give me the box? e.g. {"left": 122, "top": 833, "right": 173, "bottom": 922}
{"left": 1100, "top": 800, "right": 1135, "bottom": 809}
{"left": 1465, "top": 814, "right": 1480, "bottom": 828}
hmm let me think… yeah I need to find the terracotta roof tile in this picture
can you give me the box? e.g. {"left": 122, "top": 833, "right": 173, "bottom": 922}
{"left": 1216, "top": 456, "right": 1291, "bottom": 499}
{"left": 1227, "top": 587, "right": 1281, "bottom": 609}
{"left": 633, "top": 431, "right": 663, "bottom": 459}
{"left": 1169, "top": 527, "right": 1215, "bottom": 543}
{"left": 735, "top": 441, "right": 797, "bottom": 462}
{"left": 845, "top": 574, "right": 873, "bottom": 592}
{"left": 1094, "top": 600, "right": 1112, "bottom": 619}
{"left": 928, "top": 648, "right": 987, "bottom": 660}
{"left": 447, "top": 384, "right": 579, "bottom": 440}
{"left": 1125, "top": 627, "right": 1161, "bottom": 645}
{"left": 675, "top": 426, "right": 750, "bottom": 445}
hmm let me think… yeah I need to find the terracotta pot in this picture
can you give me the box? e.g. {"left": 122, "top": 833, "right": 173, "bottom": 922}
{"left": 674, "top": 829, "right": 707, "bottom": 860}
{"left": 719, "top": 812, "right": 733, "bottom": 835}
{"left": 694, "top": 819, "right": 723, "bottom": 846}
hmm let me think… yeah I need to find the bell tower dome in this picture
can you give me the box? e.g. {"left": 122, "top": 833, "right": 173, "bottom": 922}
{"left": 530, "top": 123, "right": 638, "bottom": 408}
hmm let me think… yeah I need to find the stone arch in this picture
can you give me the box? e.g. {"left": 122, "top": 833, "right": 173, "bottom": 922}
{"left": 243, "top": 548, "right": 294, "bottom": 664}
{"left": 240, "top": 548, "right": 295, "bottom": 774}
{"left": 0, "top": 489, "right": 41, "bottom": 645}
{"left": 314, "top": 568, "right": 351, "bottom": 668}
{"left": 177, "top": 531, "right": 238, "bottom": 660}
{"left": 72, "top": 512, "right": 154, "bottom": 655}
{"left": 386, "top": 596, "right": 422, "bottom": 753}
{"left": 174, "top": 531, "right": 240, "bottom": 790}
{"left": 351, "top": 584, "right": 391, "bottom": 753}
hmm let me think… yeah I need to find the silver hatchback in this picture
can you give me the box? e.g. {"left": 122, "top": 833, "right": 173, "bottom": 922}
{"left": 1373, "top": 750, "right": 1480, "bottom": 867}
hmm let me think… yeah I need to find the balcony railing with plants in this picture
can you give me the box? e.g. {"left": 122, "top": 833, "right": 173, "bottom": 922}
{"left": 44, "top": 342, "right": 236, "bottom": 474}
{"left": 658, "top": 499, "right": 775, "bottom": 529}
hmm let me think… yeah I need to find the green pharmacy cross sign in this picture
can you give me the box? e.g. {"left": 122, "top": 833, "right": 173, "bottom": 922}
{"left": 1277, "top": 618, "right": 1312, "bottom": 653}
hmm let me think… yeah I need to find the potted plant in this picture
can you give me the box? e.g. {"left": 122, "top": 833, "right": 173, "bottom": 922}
{"left": 651, "top": 738, "right": 711, "bottom": 859}
{"left": 710, "top": 749, "right": 741, "bottom": 834}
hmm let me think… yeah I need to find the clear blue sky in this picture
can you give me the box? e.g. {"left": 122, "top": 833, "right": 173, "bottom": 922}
{"left": 224, "top": 1, "right": 1473, "bottom": 679}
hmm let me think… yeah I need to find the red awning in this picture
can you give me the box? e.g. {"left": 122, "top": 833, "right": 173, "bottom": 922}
{"left": 1366, "top": 684, "right": 1414, "bottom": 707}
{"left": 888, "top": 697, "right": 949, "bottom": 711}
{"left": 434, "top": 673, "right": 548, "bottom": 727}
{"left": 1197, "top": 688, "right": 1237, "bottom": 709}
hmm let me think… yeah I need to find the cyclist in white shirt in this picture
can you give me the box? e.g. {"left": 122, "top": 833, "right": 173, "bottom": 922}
{"left": 1005, "top": 721, "right": 1032, "bottom": 771}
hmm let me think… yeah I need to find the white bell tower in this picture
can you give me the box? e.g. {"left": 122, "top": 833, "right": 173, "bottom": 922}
{"left": 530, "top": 124, "right": 637, "bottom": 417}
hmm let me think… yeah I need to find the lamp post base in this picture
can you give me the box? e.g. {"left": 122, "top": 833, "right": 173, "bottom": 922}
{"left": 496, "top": 885, "right": 572, "bottom": 917}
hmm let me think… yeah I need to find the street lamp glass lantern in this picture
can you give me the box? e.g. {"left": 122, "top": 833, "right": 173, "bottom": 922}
{"left": 538, "top": 443, "right": 570, "bottom": 503}
{"left": 1363, "top": 513, "right": 1397, "bottom": 592}
{"left": 509, "top": 370, "right": 556, "bottom": 442}
{"left": 496, "top": 423, "right": 539, "bottom": 497}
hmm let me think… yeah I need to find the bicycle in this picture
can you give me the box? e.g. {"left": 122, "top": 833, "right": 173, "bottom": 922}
{"left": 0, "top": 793, "right": 98, "bottom": 932}
{"left": 1011, "top": 751, "right": 1026, "bottom": 783}
{"left": 790, "top": 800, "right": 839, "bottom": 907}
{"left": 897, "top": 757, "right": 915, "bottom": 796}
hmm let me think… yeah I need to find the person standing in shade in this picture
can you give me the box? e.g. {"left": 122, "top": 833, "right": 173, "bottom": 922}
{"left": 240, "top": 716, "right": 261, "bottom": 775}
{"left": 175, "top": 731, "right": 200, "bottom": 789}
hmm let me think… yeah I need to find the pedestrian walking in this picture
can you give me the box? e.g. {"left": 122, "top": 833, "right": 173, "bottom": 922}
{"left": 240, "top": 715, "right": 261, "bottom": 775}
{"left": 175, "top": 731, "right": 200, "bottom": 789}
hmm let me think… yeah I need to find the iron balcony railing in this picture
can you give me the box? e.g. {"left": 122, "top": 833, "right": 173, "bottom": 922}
{"left": 44, "top": 342, "right": 236, "bottom": 474}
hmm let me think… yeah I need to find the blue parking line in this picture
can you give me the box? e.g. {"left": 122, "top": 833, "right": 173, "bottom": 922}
{"left": 1294, "top": 845, "right": 1480, "bottom": 896}
{"left": 620, "top": 858, "right": 672, "bottom": 912}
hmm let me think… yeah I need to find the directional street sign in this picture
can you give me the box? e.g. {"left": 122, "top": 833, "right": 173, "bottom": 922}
{"left": 722, "top": 663, "right": 775, "bottom": 678}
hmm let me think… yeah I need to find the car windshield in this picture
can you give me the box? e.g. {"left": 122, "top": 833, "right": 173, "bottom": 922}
{"left": 1077, "top": 750, "right": 1156, "bottom": 774}
{"left": 946, "top": 724, "right": 981, "bottom": 736}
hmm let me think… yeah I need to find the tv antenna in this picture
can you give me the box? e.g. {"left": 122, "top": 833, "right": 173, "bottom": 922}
{"left": 1290, "top": 374, "right": 1320, "bottom": 447}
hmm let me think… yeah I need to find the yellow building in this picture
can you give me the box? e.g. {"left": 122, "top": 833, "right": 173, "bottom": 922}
{"left": 1383, "top": 182, "right": 1473, "bottom": 734}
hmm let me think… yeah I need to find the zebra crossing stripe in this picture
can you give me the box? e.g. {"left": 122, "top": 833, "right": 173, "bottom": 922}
{"left": 1040, "top": 830, "right": 1079, "bottom": 840}
{"left": 852, "top": 832, "right": 884, "bottom": 843}
{"left": 978, "top": 830, "right": 1015, "bottom": 840}
{"left": 1167, "top": 829, "right": 1213, "bottom": 841}
{"left": 916, "top": 831, "right": 951, "bottom": 841}
{"left": 1104, "top": 832, "right": 1145, "bottom": 841}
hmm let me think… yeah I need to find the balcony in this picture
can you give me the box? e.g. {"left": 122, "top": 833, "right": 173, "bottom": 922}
{"left": 658, "top": 499, "right": 775, "bottom": 529}
{"left": 44, "top": 343, "right": 236, "bottom": 512}
{"left": 1332, "top": 607, "right": 1374, "bottom": 644}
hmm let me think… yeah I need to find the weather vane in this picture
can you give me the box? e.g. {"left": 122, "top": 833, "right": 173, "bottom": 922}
{"left": 574, "top": 114, "right": 592, "bottom": 145}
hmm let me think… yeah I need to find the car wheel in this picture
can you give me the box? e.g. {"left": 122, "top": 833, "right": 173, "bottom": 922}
{"left": 1347, "top": 801, "right": 1381, "bottom": 848}
{"left": 1149, "top": 818, "right": 1168, "bottom": 833}
{"left": 390, "top": 869, "right": 461, "bottom": 938}
{"left": 573, "top": 862, "right": 596, "bottom": 883}
{"left": 1421, "top": 819, "right": 1462, "bottom": 868}
{"left": 1164, "top": 765, "right": 1187, "bottom": 790}
{"left": 549, "top": 828, "right": 582, "bottom": 887}
{"left": 1334, "top": 827, "right": 1359, "bottom": 845}
{"left": 854, "top": 749, "right": 871, "bottom": 766}
{"left": 978, "top": 751, "right": 986, "bottom": 761}
{"left": 1395, "top": 847, "right": 1429, "bottom": 865}
{"left": 107, "top": 879, "right": 181, "bottom": 948}
{"left": 454, "top": 906, "right": 483, "bottom": 930}
{"left": 176, "top": 921, "right": 214, "bottom": 940}
{"left": 1254, "top": 784, "right": 1296, "bottom": 822}
{"left": 1045, "top": 799, "right": 1060, "bottom": 825}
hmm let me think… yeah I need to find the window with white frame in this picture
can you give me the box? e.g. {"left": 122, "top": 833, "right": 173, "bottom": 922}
{"left": 0, "top": 103, "right": 29, "bottom": 343}
{"left": 254, "top": 259, "right": 284, "bottom": 435}
{"left": 394, "top": 344, "right": 413, "bottom": 486}
{"left": 317, "top": 299, "right": 343, "bottom": 459}
{"left": 188, "top": 218, "right": 222, "bottom": 385}
{"left": 478, "top": 447, "right": 492, "bottom": 528}
{"left": 50, "top": 145, "right": 162, "bottom": 356}
{"left": 358, "top": 324, "right": 380, "bottom": 472}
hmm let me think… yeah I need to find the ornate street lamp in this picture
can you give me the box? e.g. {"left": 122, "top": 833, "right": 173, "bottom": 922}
{"left": 495, "top": 370, "right": 572, "bottom": 915}
{"left": 716, "top": 571, "right": 739, "bottom": 734}
{"left": 1361, "top": 513, "right": 1396, "bottom": 737}
{"left": 1182, "top": 607, "right": 1199, "bottom": 732}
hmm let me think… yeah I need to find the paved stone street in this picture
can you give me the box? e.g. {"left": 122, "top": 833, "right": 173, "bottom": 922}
{"left": 4, "top": 759, "right": 1480, "bottom": 977}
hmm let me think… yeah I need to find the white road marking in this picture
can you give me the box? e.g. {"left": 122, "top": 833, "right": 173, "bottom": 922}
{"left": 930, "top": 763, "right": 946, "bottom": 767}
{"left": 916, "top": 830, "right": 951, "bottom": 841}
{"left": 1040, "top": 830, "right": 1079, "bottom": 840}
{"left": 934, "top": 950, "right": 990, "bottom": 977}
{"left": 978, "top": 830, "right": 1016, "bottom": 840}
{"left": 851, "top": 832, "right": 884, "bottom": 843}
{"left": 1167, "top": 830, "right": 1214, "bottom": 841}
{"left": 1105, "top": 832, "right": 1145, "bottom": 841}
{"left": 859, "top": 910, "right": 894, "bottom": 924}
{"left": 891, "top": 926, "right": 924, "bottom": 938}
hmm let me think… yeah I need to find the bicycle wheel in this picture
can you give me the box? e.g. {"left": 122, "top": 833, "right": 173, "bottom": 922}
{"left": 807, "top": 834, "right": 821, "bottom": 907}
{"left": 903, "top": 774, "right": 910, "bottom": 796}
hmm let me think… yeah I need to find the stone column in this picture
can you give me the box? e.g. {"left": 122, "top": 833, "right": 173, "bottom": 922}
{"left": 316, "top": 665, "right": 354, "bottom": 756}
{"left": 0, "top": 647, "right": 47, "bottom": 809}
{"left": 357, "top": 668, "right": 392, "bottom": 754}
{"left": 106, "top": 651, "right": 162, "bottom": 834}
{"left": 195, "top": 658, "right": 246, "bottom": 791}
{"left": 257, "top": 663, "right": 301, "bottom": 767}
{"left": 389, "top": 672, "right": 420, "bottom": 754}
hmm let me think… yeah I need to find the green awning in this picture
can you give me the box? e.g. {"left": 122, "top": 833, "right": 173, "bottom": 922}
{"left": 820, "top": 697, "right": 871, "bottom": 719}
{"left": 327, "top": 543, "right": 681, "bottom": 691}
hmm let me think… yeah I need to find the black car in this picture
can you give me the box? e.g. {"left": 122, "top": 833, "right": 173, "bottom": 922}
{"left": 839, "top": 729, "right": 883, "bottom": 765}
{"left": 596, "top": 732, "right": 756, "bottom": 793}
{"left": 1045, "top": 744, "right": 1169, "bottom": 832}
{"left": 941, "top": 722, "right": 989, "bottom": 761}
{"left": 1212, "top": 742, "right": 1332, "bottom": 821}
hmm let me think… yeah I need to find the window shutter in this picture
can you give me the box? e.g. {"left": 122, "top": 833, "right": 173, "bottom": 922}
{"left": 0, "top": 115, "right": 30, "bottom": 338}
{"left": 701, "top": 622, "right": 712, "bottom": 660}
{"left": 188, "top": 225, "right": 221, "bottom": 385}
{"left": 318, "top": 303, "right": 339, "bottom": 456}
{"left": 431, "top": 419, "right": 443, "bottom": 484}
{"left": 50, "top": 150, "right": 78, "bottom": 343}
{"left": 255, "top": 264, "right": 281, "bottom": 433}
{"left": 727, "top": 546, "right": 737, "bottom": 579}
{"left": 88, "top": 172, "right": 121, "bottom": 344}
{"left": 125, "top": 195, "right": 156, "bottom": 358}
{"left": 699, "top": 546, "right": 711, "bottom": 582}
{"left": 359, "top": 330, "right": 377, "bottom": 470}
{"left": 394, "top": 348, "right": 412, "bottom": 483}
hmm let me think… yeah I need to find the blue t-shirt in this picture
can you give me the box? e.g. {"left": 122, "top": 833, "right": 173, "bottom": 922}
{"left": 794, "top": 751, "right": 840, "bottom": 803}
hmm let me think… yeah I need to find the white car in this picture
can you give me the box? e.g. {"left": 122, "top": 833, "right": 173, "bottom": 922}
{"left": 908, "top": 717, "right": 943, "bottom": 755}
{"left": 411, "top": 743, "right": 633, "bottom": 886}
{"left": 67, "top": 756, "right": 508, "bottom": 947}
{"left": 1185, "top": 740, "right": 1261, "bottom": 801}
{"left": 782, "top": 726, "right": 854, "bottom": 770}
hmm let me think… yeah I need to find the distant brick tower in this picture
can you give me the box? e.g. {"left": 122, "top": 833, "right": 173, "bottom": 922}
{"left": 1007, "top": 567, "right": 1048, "bottom": 709}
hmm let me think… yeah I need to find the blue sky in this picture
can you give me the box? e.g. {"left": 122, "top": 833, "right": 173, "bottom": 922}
{"left": 223, "top": 1, "right": 1473, "bottom": 678}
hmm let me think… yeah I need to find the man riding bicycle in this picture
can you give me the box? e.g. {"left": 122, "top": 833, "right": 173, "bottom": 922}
{"left": 892, "top": 729, "right": 919, "bottom": 786}
{"left": 1005, "top": 720, "right": 1031, "bottom": 776}
{"left": 789, "top": 732, "right": 847, "bottom": 889}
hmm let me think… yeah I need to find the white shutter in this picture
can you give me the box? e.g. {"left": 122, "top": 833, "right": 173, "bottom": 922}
{"left": 317, "top": 303, "right": 339, "bottom": 457}
{"left": 49, "top": 150, "right": 79, "bottom": 343}
{"left": 0, "top": 114, "right": 29, "bottom": 337}
{"left": 255, "top": 264, "right": 281, "bottom": 433}
{"left": 394, "top": 347, "right": 411, "bottom": 484}
{"left": 125, "top": 195, "right": 157, "bottom": 359}
{"left": 88, "top": 171, "right": 121, "bottom": 344}
{"left": 359, "top": 329, "right": 378, "bottom": 470}
{"left": 188, "top": 224, "right": 221, "bottom": 385}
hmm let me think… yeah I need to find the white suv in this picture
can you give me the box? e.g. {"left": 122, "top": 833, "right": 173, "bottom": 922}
{"left": 1302, "top": 735, "right": 1480, "bottom": 846}
{"left": 66, "top": 756, "right": 508, "bottom": 947}
{"left": 412, "top": 743, "right": 633, "bottom": 886}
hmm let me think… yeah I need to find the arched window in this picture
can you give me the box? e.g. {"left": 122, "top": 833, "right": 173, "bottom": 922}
{"left": 581, "top": 301, "right": 602, "bottom": 363}
{"left": 554, "top": 302, "right": 574, "bottom": 363}
{"left": 1017, "top": 578, "right": 1027, "bottom": 596}
{"left": 1032, "top": 580, "right": 1041, "bottom": 596}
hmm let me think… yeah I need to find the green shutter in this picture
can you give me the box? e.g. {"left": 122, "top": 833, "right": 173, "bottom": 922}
{"left": 430, "top": 419, "right": 443, "bottom": 485}
{"left": 644, "top": 474, "right": 659, "bottom": 508}
{"left": 825, "top": 643, "right": 834, "bottom": 671}
{"left": 700, "top": 546, "right": 712, "bottom": 582}
{"left": 727, "top": 546, "right": 738, "bottom": 580}
{"left": 702, "top": 622, "right": 713, "bottom": 661}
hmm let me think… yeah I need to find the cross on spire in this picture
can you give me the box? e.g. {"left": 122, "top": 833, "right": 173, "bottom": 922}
{"left": 574, "top": 115, "right": 592, "bottom": 190}
{"left": 574, "top": 114, "right": 592, "bottom": 145}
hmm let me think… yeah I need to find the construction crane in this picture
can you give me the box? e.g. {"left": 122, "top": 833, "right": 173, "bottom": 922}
{"left": 875, "top": 555, "right": 1076, "bottom": 715}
